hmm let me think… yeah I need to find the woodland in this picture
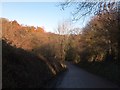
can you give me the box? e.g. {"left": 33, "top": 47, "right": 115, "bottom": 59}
{"left": 1, "top": 1, "right": 120, "bottom": 88}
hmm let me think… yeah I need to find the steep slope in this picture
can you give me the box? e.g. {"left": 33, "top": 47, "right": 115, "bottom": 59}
{"left": 2, "top": 39, "right": 55, "bottom": 88}
{"left": 1, "top": 18, "right": 66, "bottom": 88}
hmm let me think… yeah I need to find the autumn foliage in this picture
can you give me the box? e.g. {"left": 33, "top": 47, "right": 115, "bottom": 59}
{"left": 1, "top": 4, "right": 120, "bottom": 87}
{"left": 1, "top": 18, "right": 66, "bottom": 88}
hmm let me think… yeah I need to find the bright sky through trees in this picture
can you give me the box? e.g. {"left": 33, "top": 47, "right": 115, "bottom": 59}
{"left": 1, "top": 2, "right": 90, "bottom": 32}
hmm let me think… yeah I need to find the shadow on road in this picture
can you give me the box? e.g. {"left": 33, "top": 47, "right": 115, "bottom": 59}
{"left": 44, "top": 61, "right": 119, "bottom": 88}
{"left": 44, "top": 69, "right": 69, "bottom": 88}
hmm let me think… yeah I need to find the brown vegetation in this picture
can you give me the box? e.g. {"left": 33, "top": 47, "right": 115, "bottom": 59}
{"left": 1, "top": 1, "right": 120, "bottom": 87}
{"left": 1, "top": 18, "right": 66, "bottom": 88}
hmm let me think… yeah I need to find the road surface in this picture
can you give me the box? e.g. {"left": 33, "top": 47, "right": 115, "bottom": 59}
{"left": 45, "top": 62, "right": 119, "bottom": 88}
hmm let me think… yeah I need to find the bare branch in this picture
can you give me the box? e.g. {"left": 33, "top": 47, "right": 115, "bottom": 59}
{"left": 59, "top": 1, "right": 118, "bottom": 21}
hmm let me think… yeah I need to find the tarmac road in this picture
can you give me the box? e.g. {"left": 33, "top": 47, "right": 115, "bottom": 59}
{"left": 45, "top": 62, "right": 119, "bottom": 88}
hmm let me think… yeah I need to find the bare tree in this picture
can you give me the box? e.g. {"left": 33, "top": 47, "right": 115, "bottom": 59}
{"left": 60, "top": 0, "right": 118, "bottom": 21}
{"left": 55, "top": 20, "right": 73, "bottom": 62}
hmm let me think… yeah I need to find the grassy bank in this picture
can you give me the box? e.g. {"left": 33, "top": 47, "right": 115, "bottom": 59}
{"left": 2, "top": 40, "right": 65, "bottom": 88}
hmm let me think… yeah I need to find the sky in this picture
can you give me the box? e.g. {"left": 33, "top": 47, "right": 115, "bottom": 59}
{"left": 1, "top": 2, "right": 91, "bottom": 33}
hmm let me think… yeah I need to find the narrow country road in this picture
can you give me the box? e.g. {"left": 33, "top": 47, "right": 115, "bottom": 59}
{"left": 46, "top": 62, "right": 119, "bottom": 88}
